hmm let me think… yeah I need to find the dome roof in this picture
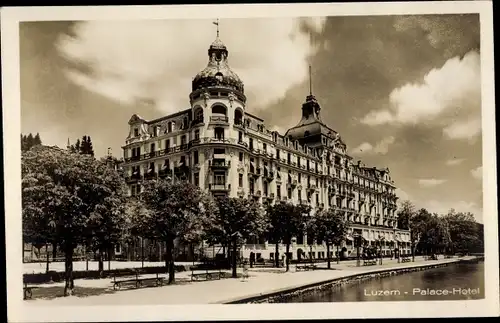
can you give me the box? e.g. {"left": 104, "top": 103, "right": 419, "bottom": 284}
{"left": 192, "top": 36, "right": 244, "bottom": 93}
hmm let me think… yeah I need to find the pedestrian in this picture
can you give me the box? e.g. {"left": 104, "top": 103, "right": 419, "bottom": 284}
{"left": 241, "top": 260, "right": 249, "bottom": 281}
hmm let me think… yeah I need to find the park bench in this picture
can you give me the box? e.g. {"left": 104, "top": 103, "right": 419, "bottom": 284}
{"left": 190, "top": 265, "right": 226, "bottom": 281}
{"left": 363, "top": 259, "right": 377, "bottom": 266}
{"left": 23, "top": 281, "right": 40, "bottom": 300}
{"left": 296, "top": 264, "right": 318, "bottom": 271}
{"left": 112, "top": 270, "right": 165, "bottom": 290}
{"left": 401, "top": 256, "right": 411, "bottom": 263}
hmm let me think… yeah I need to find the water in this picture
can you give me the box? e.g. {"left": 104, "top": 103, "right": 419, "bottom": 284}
{"left": 286, "top": 262, "right": 484, "bottom": 302}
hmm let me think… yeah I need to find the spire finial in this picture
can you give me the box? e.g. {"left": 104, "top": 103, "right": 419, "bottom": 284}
{"left": 213, "top": 18, "right": 220, "bottom": 38}
{"left": 67, "top": 137, "right": 70, "bottom": 148}
{"left": 309, "top": 65, "right": 313, "bottom": 96}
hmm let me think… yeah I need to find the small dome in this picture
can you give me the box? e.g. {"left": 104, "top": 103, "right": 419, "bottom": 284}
{"left": 192, "top": 36, "right": 244, "bottom": 94}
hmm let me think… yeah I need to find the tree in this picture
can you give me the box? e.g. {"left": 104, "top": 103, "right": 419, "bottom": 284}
{"left": 313, "top": 209, "right": 349, "bottom": 268}
{"left": 21, "top": 133, "right": 43, "bottom": 152}
{"left": 265, "top": 202, "right": 310, "bottom": 272}
{"left": 34, "top": 133, "right": 42, "bottom": 146}
{"left": 442, "top": 210, "right": 482, "bottom": 254}
{"left": 22, "top": 145, "right": 127, "bottom": 296}
{"left": 80, "top": 135, "right": 95, "bottom": 156}
{"left": 84, "top": 159, "right": 128, "bottom": 274}
{"left": 138, "top": 179, "right": 214, "bottom": 284}
{"left": 208, "top": 197, "right": 267, "bottom": 278}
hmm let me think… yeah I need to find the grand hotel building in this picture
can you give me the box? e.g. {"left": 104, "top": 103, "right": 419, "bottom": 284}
{"left": 122, "top": 31, "right": 411, "bottom": 261}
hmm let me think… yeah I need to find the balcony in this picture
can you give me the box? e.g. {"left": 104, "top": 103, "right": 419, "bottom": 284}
{"left": 210, "top": 159, "right": 230, "bottom": 170}
{"left": 248, "top": 167, "right": 261, "bottom": 177}
{"left": 263, "top": 169, "right": 274, "bottom": 180}
{"left": 144, "top": 171, "right": 157, "bottom": 180}
{"left": 237, "top": 140, "right": 248, "bottom": 148}
{"left": 209, "top": 116, "right": 229, "bottom": 125}
{"left": 125, "top": 173, "right": 142, "bottom": 183}
{"left": 307, "top": 184, "right": 317, "bottom": 191}
{"left": 209, "top": 183, "right": 231, "bottom": 192}
{"left": 159, "top": 168, "right": 172, "bottom": 178}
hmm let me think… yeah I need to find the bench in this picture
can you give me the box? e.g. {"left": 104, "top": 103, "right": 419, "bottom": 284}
{"left": 190, "top": 265, "right": 226, "bottom": 281}
{"left": 363, "top": 259, "right": 377, "bottom": 266}
{"left": 296, "top": 264, "right": 317, "bottom": 271}
{"left": 23, "top": 282, "right": 40, "bottom": 300}
{"left": 401, "top": 257, "right": 411, "bottom": 263}
{"left": 112, "top": 271, "right": 165, "bottom": 290}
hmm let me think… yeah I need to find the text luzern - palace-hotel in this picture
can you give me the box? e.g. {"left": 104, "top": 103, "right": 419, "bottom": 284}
{"left": 121, "top": 26, "right": 411, "bottom": 260}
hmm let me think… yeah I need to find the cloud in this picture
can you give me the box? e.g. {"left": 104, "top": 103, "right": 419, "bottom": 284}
{"left": 443, "top": 118, "right": 481, "bottom": 141}
{"left": 56, "top": 18, "right": 326, "bottom": 115}
{"left": 470, "top": 166, "right": 482, "bottom": 180}
{"left": 418, "top": 179, "right": 447, "bottom": 188}
{"left": 420, "top": 200, "right": 483, "bottom": 223}
{"left": 360, "top": 50, "right": 481, "bottom": 127}
{"left": 350, "top": 136, "right": 395, "bottom": 155}
{"left": 445, "top": 158, "right": 465, "bottom": 166}
{"left": 395, "top": 188, "right": 411, "bottom": 206}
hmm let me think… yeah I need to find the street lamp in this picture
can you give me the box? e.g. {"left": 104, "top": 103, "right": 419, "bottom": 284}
{"left": 353, "top": 232, "right": 361, "bottom": 267}
{"left": 393, "top": 228, "right": 400, "bottom": 263}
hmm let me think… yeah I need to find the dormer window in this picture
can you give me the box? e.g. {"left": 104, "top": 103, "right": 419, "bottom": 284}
{"left": 134, "top": 128, "right": 139, "bottom": 137}
{"left": 215, "top": 72, "right": 223, "bottom": 82}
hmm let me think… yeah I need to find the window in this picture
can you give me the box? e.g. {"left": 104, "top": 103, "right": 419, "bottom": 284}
{"left": 298, "top": 173, "right": 302, "bottom": 182}
{"left": 193, "top": 150, "right": 199, "bottom": 165}
{"left": 287, "top": 153, "right": 291, "bottom": 164}
{"left": 263, "top": 143, "right": 267, "bottom": 153}
{"left": 287, "top": 188, "right": 292, "bottom": 199}
{"left": 249, "top": 178, "right": 255, "bottom": 194}
{"left": 239, "top": 174, "right": 243, "bottom": 187}
{"left": 163, "top": 159, "right": 170, "bottom": 170}
{"left": 297, "top": 157, "right": 301, "bottom": 167}
{"left": 194, "top": 108, "right": 204, "bottom": 123}
{"left": 134, "top": 128, "right": 139, "bottom": 137}
{"left": 212, "top": 105, "right": 227, "bottom": 116}
{"left": 214, "top": 148, "right": 225, "bottom": 155}
{"left": 115, "top": 244, "right": 121, "bottom": 254}
{"left": 277, "top": 185, "right": 281, "bottom": 198}
{"left": 214, "top": 127, "right": 224, "bottom": 140}
{"left": 150, "top": 143, "right": 155, "bottom": 153}
{"left": 194, "top": 129, "right": 200, "bottom": 140}
{"left": 194, "top": 173, "right": 199, "bottom": 187}
{"left": 249, "top": 138, "right": 254, "bottom": 150}
{"left": 239, "top": 152, "right": 243, "bottom": 162}
{"left": 214, "top": 172, "right": 225, "bottom": 185}
{"left": 166, "top": 139, "right": 170, "bottom": 149}
{"left": 316, "top": 193, "right": 319, "bottom": 204}
{"left": 167, "top": 122, "right": 172, "bottom": 133}
{"left": 276, "top": 149, "right": 280, "bottom": 160}
{"left": 180, "top": 155, "right": 186, "bottom": 166}
{"left": 238, "top": 131, "right": 243, "bottom": 143}
{"left": 298, "top": 189, "right": 302, "bottom": 200}
{"left": 181, "top": 135, "right": 187, "bottom": 146}
{"left": 234, "top": 109, "right": 243, "bottom": 125}
{"left": 263, "top": 181, "right": 268, "bottom": 196}
{"left": 307, "top": 160, "right": 310, "bottom": 171}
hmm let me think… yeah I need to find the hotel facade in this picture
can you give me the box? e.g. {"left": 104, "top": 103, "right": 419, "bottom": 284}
{"left": 121, "top": 32, "right": 411, "bottom": 261}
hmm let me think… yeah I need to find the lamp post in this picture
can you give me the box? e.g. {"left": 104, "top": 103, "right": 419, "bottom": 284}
{"left": 394, "top": 228, "right": 400, "bottom": 263}
{"left": 353, "top": 232, "right": 361, "bottom": 267}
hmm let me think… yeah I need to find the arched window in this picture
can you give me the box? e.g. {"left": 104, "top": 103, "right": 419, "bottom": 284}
{"left": 194, "top": 108, "right": 204, "bottom": 123}
{"left": 212, "top": 105, "right": 227, "bottom": 116}
{"left": 234, "top": 109, "right": 243, "bottom": 125}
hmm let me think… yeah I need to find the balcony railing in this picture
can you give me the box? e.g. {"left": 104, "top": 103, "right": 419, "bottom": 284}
{"left": 209, "top": 116, "right": 229, "bottom": 124}
{"left": 249, "top": 167, "right": 261, "bottom": 177}
{"left": 209, "top": 183, "right": 231, "bottom": 191}
{"left": 210, "top": 159, "right": 231, "bottom": 169}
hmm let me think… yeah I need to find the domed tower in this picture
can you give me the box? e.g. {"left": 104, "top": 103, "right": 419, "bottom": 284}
{"left": 189, "top": 20, "right": 247, "bottom": 198}
{"left": 189, "top": 20, "right": 246, "bottom": 132}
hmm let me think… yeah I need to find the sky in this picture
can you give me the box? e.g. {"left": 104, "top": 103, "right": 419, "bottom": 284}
{"left": 20, "top": 15, "right": 483, "bottom": 222}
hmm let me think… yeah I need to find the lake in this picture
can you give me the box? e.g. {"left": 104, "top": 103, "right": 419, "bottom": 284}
{"left": 284, "top": 261, "right": 485, "bottom": 302}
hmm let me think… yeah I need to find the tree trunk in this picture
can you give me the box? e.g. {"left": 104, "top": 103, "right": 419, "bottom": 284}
{"left": 285, "top": 242, "right": 290, "bottom": 272}
{"left": 275, "top": 243, "right": 279, "bottom": 268}
{"left": 231, "top": 238, "right": 238, "bottom": 278}
{"left": 52, "top": 242, "right": 57, "bottom": 261}
{"left": 98, "top": 249, "right": 104, "bottom": 274}
{"left": 327, "top": 244, "right": 331, "bottom": 269}
{"left": 45, "top": 243, "right": 50, "bottom": 273}
{"left": 166, "top": 239, "right": 175, "bottom": 284}
{"left": 412, "top": 243, "right": 415, "bottom": 262}
{"left": 63, "top": 243, "right": 75, "bottom": 297}
{"left": 108, "top": 247, "right": 111, "bottom": 271}
{"left": 336, "top": 245, "right": 340, "bottom": 264}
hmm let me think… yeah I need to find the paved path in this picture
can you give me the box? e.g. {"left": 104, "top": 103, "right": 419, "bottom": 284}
{"left": 25, "top": 256, "right": 472, "bottom": 305}
{"left": 23, "top": 261, "right": 199, "bottom": 274}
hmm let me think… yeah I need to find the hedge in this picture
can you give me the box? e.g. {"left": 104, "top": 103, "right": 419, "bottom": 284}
{"left": 23, "top": 265, "right": 187, "bottom": 284}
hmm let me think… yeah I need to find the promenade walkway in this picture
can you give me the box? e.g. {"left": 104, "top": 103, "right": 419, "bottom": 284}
{"left": 25, "top": 256, "right": 473, "bottom": 305}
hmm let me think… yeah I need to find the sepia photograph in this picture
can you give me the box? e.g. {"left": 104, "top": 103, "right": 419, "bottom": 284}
{"left": 2, "top": 1, "right": 498, "bottom": 322}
